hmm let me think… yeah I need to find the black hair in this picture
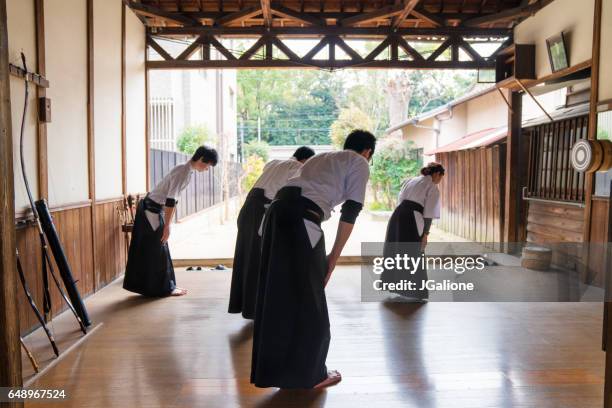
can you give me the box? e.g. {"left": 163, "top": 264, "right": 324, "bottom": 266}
{"left": 292, "top": 146, "right": 316, "bottom": 161}
{"left": 420, "top": 162, "right": 445, "bottom": 176}
{"left": 191, "top": 146, "right": 218, "bottom": 166}
{"left": 343, "top": 129, "right": 376, "bottom": 157}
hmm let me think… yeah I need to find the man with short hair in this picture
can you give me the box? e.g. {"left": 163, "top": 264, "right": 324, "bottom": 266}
{"left": 229, "top": 146, "right": 315, "bottom": 319}
{"left": 251, "top": 130, "right": 376, "bottom": 389}
{"left": 123, "top": 146, "right": 218, "bottom": 297}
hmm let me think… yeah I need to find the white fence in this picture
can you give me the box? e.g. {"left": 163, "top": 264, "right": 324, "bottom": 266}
{"left": 149, "top": 97, "right": 175, "bottom": 151}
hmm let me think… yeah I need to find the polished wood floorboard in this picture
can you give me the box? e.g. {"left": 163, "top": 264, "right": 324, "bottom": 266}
{"left": 21, "top": 266, "right": 605, "bottom": 408}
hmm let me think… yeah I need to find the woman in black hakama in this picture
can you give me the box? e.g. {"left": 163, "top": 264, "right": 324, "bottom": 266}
{"left": 123, "top": 146, "right": 218, "bottom": 297}
{"left": 228, "top": 188, "right": 271, "bottom": 317}
{"left": 229, "top": 147, "right": 315, "bottom": 319}
{"left": 382, "top": 163, "right": 444, "bottom": 301}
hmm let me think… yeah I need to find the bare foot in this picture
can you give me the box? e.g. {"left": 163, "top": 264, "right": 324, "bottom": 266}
{"left": 170, "top": 287, "right": 187, "bottom": 296}
{"left": 313, "top": 370, "right": 342, "bottom": 389}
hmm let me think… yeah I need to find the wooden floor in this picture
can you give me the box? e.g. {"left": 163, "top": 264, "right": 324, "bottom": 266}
{"left": 21, "top": 266, "right": 605, "bottom": 408}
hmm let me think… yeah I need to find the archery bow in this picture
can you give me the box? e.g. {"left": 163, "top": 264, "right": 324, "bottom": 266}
{"left": 17, "top": 53, "right": 87, "bottom": 337}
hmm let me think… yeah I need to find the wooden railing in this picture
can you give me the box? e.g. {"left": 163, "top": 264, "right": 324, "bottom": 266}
{"left": 525, "top": 115, "right": 588, "bottom": 203}
{"left": 149, "top": 149, "right": 243, "bottom": 220}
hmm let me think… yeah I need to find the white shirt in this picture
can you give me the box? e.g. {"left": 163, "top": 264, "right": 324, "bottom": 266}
{"left": 397, "top": 175, "right": 441, "bottom": 237}
{"left": 287, "top": 150, "right": 370, "bottom": 221}
{"left": 148, "top": 162, "right": 194, "bottom": 206}
{"left": 253, "top": 158, "right": 303, "bottom": 200}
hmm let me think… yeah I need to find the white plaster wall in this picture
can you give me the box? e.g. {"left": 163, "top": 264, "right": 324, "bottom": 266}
{"left": 93, "top": 0, "right": 122, "bottom": 200}
{"left": 465, "top": 91, "right": 508, "bottom": 134}
{"left": 515, "top": 0, "right": 595, "bottom": 79}
{"left": 45, "top": 0, "right": 89, "bottom": 206}
{"left": 599, "top": 0, "right": 612, "bottom": 102}
{"left": 7, "top": 0, "right": 38, "bottom": 214}
{"left": 125, "top": 9, "right": 147, "bottom": 193}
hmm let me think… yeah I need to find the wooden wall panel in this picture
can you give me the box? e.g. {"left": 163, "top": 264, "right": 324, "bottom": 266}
{"left": 526, "top": 201, "right": 585, "bottom": 243}
{"left": 437, "top": 145, "right": 505, "bottom": 246}
{"left": 95, "top": 199, "right": 127, "bottom": 289}
{"left": 15, "top": 199, "right": 126, "bottom": 335}
{"left": 588, "top": 198, "right": 610, "bottom": 288}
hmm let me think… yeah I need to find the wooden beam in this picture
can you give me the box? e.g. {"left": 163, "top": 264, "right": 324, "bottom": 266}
{"left": 270, "top": 4, "right": 325, "bottom": 26}
{"left": 302, "top": 36, "right": 329, "bottom": 60}
{"left": 463, "top": 2, "right": 542, "bottom": 27}
{"left": 146, "top": 58, "right": 495, "bottom": 70}
{"left": 239, "top": 36, "right": 267, "bottom": 60}
{"left": 457, "top": 38, "right": 484, "bottom": 62}
{"left": 426, "top": 37, "right": 453, "bottom": 61}
{"left": 271, "top": 37, "right": 301, "bottom": 60}
{"left": 176, "top": 35, "right": 204, "bottom": 60}
{"left": 261, "top": 0, "right": 272, "bottom": 28}
{"left": 34, "top": 0, "right": 48, "bottom": 200}
{"left": 151, "top": 26, "right": 511, "bottom": 37}
{"left": 0, "top": 0, "right": 23, "bottom": 399}
{"left": 503, "top": 91, "right": 522, "bottom": 246}
{"left": 391, "top": 0, "right": 421, "bottom": 29}
{"left": 86, "top": 0, "right": 98, "bottom": 292}
{"left": 364, "top": 36, "right": 392, "bottom": 60}
{"left": 340, "top": 4, "right": 404, "bottom": 27}
{"left": 208, "top": 36, "right": 238, "bottom": 60}
{"left": 215, "top": 6, "right": 261, "bottom": 26}
{"left": 410, "top": 7, "right": 444, "bottom": 27}
{"left": 121, "top": 4, "right": 127, "bottom": 195}
{"left": 125, "top": 1, "right": 197, "bottom": 26}
{"left": 396, "top": 35, "right": 424, "bottom": 60}
{"left": 332, "top": 36, "right": 363, "bottom": 60}
{"left": 146, "top": 36, "right": 174, "bottom": 61}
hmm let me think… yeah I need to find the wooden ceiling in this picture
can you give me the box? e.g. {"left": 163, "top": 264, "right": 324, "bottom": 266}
{"left": 129, "top": 0, "right": 550, "bottom": 33}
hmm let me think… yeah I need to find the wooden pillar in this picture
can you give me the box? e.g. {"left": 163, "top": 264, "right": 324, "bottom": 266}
{"left": 503, "top": 91, "right": 522, "bottom": 249}
{"left": 121, "top": 3, "right": 127, "bottom": 195}
{"left": 34, "top": 0, "right": 47, "bottom": 199}
{"left": 583, "top": 0, "right": 603, "bottom": 247}
{"left": 0, "top": 0, "right": 24, "bottom": 401}
{"left": 86, "top": 0, "right": 98, "bottom": 292}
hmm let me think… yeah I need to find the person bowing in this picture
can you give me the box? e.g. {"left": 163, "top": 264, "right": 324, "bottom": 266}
{"left": 123, "top": 146, "right": 218, "bottom": 297}
{"left": 228, "top": 146, "right": 315, "bottom": 319}
{"left": 251, "top": 130, "right": 376, "bottom": 389}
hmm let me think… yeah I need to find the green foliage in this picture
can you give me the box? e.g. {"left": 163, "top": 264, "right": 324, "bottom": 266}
{"left": 370, "top": 138, "right": 422, "bottom": 210}
{"left": 242, "top": 155, "right": 265, "bottom": 191}
{"left": 243, "top": 140, "right": 270, "bottom": 162}
{"left": 329, "top": 106, "right": 374, "bottom": 149}
{"left": 176, "top": 125, "right": 213, "bottom": 154}
{"left": 236, "top": 61, "right": 477, "bottom": 147}
{"left": 237, "top": 70, "right": 341, "bottom": 145}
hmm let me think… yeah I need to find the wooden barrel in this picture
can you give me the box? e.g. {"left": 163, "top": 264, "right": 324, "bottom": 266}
{"left": 521, "top": 246, "right": 552, "bottom": 271}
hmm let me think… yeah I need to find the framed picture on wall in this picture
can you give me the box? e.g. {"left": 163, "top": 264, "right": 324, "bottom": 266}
{"left": 546, "top": 32, "right": 569, "bottom": 72}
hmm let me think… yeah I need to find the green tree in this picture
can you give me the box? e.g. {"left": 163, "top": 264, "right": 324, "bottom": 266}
{"left": 370, "top": 137, "right": 422, "bottom": 210}
{"left": 176, "top": 125, "right": 213, "bottom": 154}
{"left": 330, "top": 105, "right": 374, "bottom": 148}
{"left": 243, "top": 140, "right": 270, "bottom": 162}
{"left": 242, "top": 154, "right": 265, "bottom": 191}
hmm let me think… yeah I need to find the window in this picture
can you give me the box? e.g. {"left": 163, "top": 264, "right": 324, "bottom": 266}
{"left": 525, "top": 115, "right": 588, "bottom": 202}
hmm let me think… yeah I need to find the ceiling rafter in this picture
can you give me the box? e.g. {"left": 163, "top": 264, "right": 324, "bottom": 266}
{"left": 391, "top": 0, "right": 422, "bottom": 30}
{"left": 124, "top": 0, "right": 197, "bottom": 26}
{"left": 464, "top": 0, "right": 544, "bottom": 27}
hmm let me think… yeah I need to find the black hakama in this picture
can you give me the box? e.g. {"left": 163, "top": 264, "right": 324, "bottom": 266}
{"left": 123, "top": 197, "right": 177, "bottom": 297}
{"left": 228, "top": 188, "right": 271, "bottom": 319}
{"left": 382, "top": 200, "right": 428, "bottom": 300}
{"left": 251, "top": 186, "right": 329, "bottom": 389}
